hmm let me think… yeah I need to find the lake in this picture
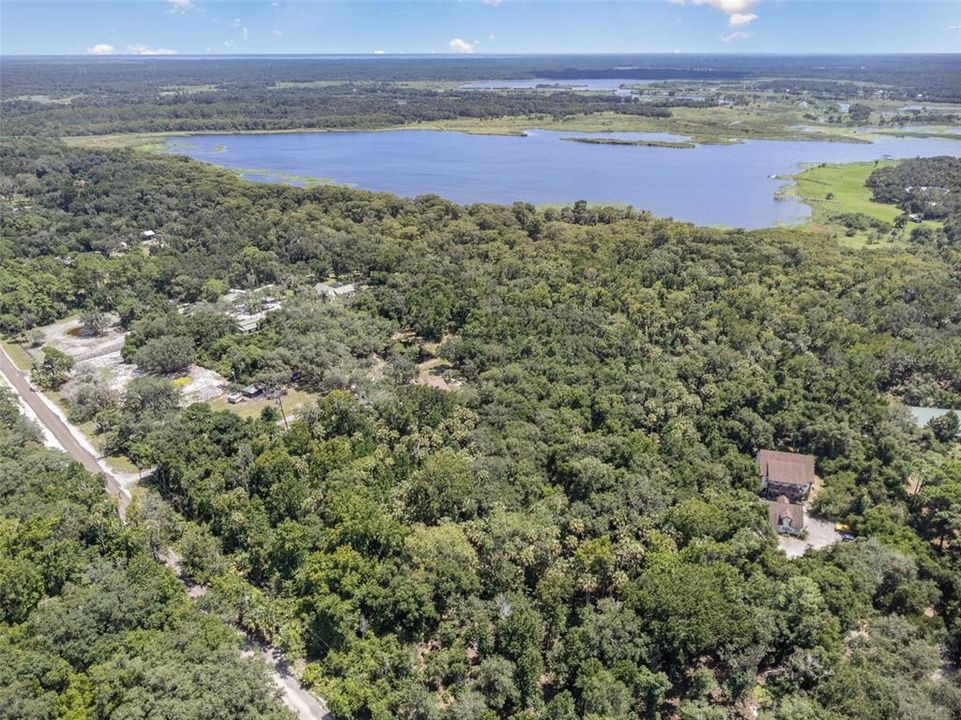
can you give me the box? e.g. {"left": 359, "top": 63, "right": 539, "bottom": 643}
{"left": 461, "top": 78, "right": 672, "bottom": 91}
{"left": 167, "top": 130, "right": 961, "bottom": 228}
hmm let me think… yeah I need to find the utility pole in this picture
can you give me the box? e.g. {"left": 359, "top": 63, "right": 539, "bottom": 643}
{"left": 277, "top": 393, "right": 289, "bottom": 430}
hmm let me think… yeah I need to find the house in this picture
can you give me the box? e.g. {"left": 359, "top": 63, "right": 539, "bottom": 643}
{"left": 315, "top": 280, "right": 357, "bottom": 300}
{"left": 242, "top": 384, "right": 262, "bottom": 399}
{"left": 226, "top": 392, "right": 243, "bottom": 404}
{"left": 758, "top": 449, "right": 816, "bottom": 502}
{"left": 235, "top": 315, "right": 262, "bottom": 334}
{"left": 139, "top": 230, "right": 165, "bottom": 250}
{"left": 768, "top": 495, "right": 805, "bottom": 535}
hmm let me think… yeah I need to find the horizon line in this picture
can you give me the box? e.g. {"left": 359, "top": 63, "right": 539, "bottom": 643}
{"left": 3, "top": 51, "right": 960, "bottom": 58}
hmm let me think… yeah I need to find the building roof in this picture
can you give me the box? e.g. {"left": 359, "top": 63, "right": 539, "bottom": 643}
{"left": 768, "top": 495, "right": 805, "bottom": 529}
{"left": 236, "top": 316, "right": 261, "bottom": 332}
{"left": 316, "top": 281, "right": 357, "bottom": 298}
{"left": 757, "top": 449, "right": 816, "bottom": 486}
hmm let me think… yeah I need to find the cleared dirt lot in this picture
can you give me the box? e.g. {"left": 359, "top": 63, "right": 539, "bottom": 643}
{"left": 778, "top": 515, "right": 843, "bottom": 559}
{"left": 29, "top": 316, "right": 228, "bottom": 404}
{"left": 29, "top": 315, "right": 125, "bottom": 361}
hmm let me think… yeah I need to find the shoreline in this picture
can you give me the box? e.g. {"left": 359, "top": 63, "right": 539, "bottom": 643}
{"left": 60, "top": 114, "right": 935, "bottom": 151}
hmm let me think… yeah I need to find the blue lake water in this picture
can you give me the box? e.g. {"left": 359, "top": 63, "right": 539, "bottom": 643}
{"left": 461, "top": 78, "right": 670, "bottom": 91}
{"left": 167, "top": 130, "right": 961, "bottom": 228}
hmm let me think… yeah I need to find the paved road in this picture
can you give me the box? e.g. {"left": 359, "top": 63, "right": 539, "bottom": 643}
{"left": 0, "top": 346, "right": 329, "bottom": 720}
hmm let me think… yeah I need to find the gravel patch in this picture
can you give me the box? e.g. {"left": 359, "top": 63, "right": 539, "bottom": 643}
{"left": 778, "top": 515, "right": 843, "bottom": 559}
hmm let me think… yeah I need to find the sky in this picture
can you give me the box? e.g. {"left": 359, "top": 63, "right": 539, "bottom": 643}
{"left": 1, "top": 0, "right": 959, "bottom": 56}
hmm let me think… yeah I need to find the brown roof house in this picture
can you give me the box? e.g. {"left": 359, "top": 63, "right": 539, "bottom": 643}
{"left": 768, "top": 495, "right": 805, "bottom": 535}
{"left": 757, "top": 449, "right": 816, "bottom": 503}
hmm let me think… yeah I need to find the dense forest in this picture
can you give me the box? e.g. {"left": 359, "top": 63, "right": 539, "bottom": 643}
{"left": 3, "top": 129, "right": 961, "bottom": 718}
{"left": 0, "top": 390, "right": 293, "bottom": 719}
{"left": 1, "top": 83, "right": 673, "bottom": 137}
{"left": 3, "top": 54, "right": 959, "bottom": 98}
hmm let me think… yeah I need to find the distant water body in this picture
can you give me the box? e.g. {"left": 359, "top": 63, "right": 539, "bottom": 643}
{"left": 461, "top": 78, "right": 672, "bottom": 91}
{"left": 167, "top": 130, "right": 961, "bottom": 228}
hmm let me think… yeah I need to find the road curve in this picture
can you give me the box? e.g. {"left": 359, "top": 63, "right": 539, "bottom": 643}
{"left": 0, "top": 346, "right": 330, "bottom": 720}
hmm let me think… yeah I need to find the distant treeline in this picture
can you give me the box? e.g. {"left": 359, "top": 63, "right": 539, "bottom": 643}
{"left": 2, "top": 83, "right": 672, "bottom": 136}
{"left": 3, "top": 54, "right": 958, "bottom": 94}
{"left": 1, "top": 54, "right": 959, "bottom": 138}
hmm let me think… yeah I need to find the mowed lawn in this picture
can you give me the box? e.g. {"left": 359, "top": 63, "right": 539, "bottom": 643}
{"left": 793, "top": 160, "right": 942, "bottom": 249}
{"left": 795, "top": 161, "right": 901, "bottom": 223}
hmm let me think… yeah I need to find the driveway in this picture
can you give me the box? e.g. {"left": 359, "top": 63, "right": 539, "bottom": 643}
{"left": 778, "top": 515, "right": 842, "bottom": 559}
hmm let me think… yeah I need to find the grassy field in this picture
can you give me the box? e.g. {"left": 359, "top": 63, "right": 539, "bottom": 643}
{"left": 208, "top": 388, "right": 318, "bottom": 420}
{"left": 788, "top": 160, "right": 942, "bottom": 249}
{"left": 1, "top": 339, "right": 34, "bottom": 372}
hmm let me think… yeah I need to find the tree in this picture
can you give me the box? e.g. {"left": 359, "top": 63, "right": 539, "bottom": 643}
{"left": 68, "top": 380, "right": 118, "bottom": 424}
{"left": 180, "top": 522, "right": 227, "bottom": 582}
{"left": 474, "top": 656, "right": 519, "bottom": 711}
{"left": 122, "top": 376, "right": 180, "bottom": 418}
{"left": 201, "top": 277, "right": 227, "bottom": 303}
{"left": 32, "top": 346, "right": 74, "bottom": 389}
{"left": 629, "top": 558, "right": 753, "bottom": 671}
{"left": 575, "top": 659, "right": 632, "bottom": 718}
{"left": 848, "top": 103, "right": 872, "bottom": 124}
{"left": 929, "top": 411, "right": 959, "bottom": 443}
{"left": 133, "top": 335, "right": 195, "bottom": 374}
{"left": 406, "top": 450, "right": 478, "bottom": 524}
{"left": 79, "top": 309, "right": 107, "bottom": 337}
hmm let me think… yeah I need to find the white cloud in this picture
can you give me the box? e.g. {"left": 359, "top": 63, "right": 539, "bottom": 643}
{"left": 88, "top": 43, "right": 115, "bottom": 55}
{"left": 373, "top": 49, "right": 386, "bottom": 55}
{"left": 126, "top": 43, "right": 177, "bottom": 55}
{"left": 693, "top": 0, "right": 758, "bottom": 13}
{"left": 241, "top": 26, "right": 249, "bottom": 40}
{"left": 728, "top": 12, "right": 757, "bottom": 27}
{"left": 481, "top": 0, "right": 505, "bottom": 5}
{"left": 448, "top": 37, "right": 475, "bottom": 54}
{"left": 168, "top": 0, "right": 191, "bottom": 12}
{"left": 488, "top": 33, "right": 497, "bottom": 41}
{"left": 949, "top": 23, "right": 961, "bottom": 30}
{"left": 272, "top": 29, "right": 283, "bottom": 37}
{"left": 673, "top": 0, "right": 760, "bottom": 35}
